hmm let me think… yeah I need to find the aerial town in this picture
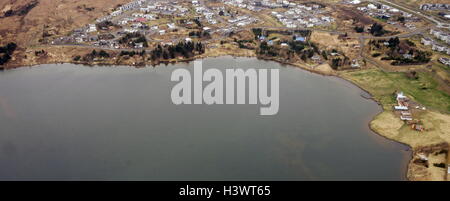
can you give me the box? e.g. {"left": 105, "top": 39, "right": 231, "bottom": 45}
{"left": 50, "top": 0, "right": 338, "bottom": 50}
{"left": 1, "top": 0, "right": 450, "bottom": 181}
{"left": 46, "top": 0, "right": 450, "bottom": 67}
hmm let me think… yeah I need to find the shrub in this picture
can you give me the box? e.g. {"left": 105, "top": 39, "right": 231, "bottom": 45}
{"left": 372, "top": 53, "right": 381, "bottom": 57}
{"left": 433, "top": 163, "right": 446, "bottom": 168}
{"left": 354, "top": 26, "right": 364, "bottom": 33}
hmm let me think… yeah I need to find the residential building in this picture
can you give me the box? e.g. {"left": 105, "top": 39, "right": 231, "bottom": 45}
{"left": 421, "top": 37, "right": 433, "bottom": 46}
{"left": 87, "top": 24, "right": 97, "bottom": 33}
{"left": 439, "top": 57, "right": 450, "bottom": 66}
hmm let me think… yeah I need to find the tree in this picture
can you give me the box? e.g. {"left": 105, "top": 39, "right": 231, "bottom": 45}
{"left": 321, "top": 50, "right": 328, "bottom": 60}
{"left": 0, "top": 42, "right": 17, "bottom": 55}
{"left": 0, "top": 42, "right": 17, "bottom": 65}
{"left": 354, "top": 26, "right": 364, "bottom": 33}
{"left": 388, "top": 37, "right": 400, "bottom": 49}
{"left": 331, "top": 58, "right": 342, "bottom": 69}
{"left": 162, "top": 51, "right": 169, "bottom": 60}
{"left": 370, "top": 23, "right": 384, "bottom": 36}
{"left": 300, "top": 53, "right": 307, "bottom": 61}
{"left": 252, "top": 28, "right": 262, "bottom": 38}
{"left": 193, "top": 19, "right": 202, "bottom": 27}
{"left": 98, "top": 50, "right": 110, "bottom": 58}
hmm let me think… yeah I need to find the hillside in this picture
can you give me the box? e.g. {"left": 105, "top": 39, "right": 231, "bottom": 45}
{"left": 0, "top": 0, "right": 129, "bottom": 65}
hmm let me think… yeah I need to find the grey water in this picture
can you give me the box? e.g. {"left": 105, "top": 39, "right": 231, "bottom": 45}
{"left": 0, "top": 56, "right": 411, "bottom": 180}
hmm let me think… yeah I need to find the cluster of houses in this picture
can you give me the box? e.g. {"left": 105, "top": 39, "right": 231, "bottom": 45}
{"left": 140, "top": 2, "right": 188, "bottom": 16}
{"left": 421, "top": 29, "right": 450, "bottom": 56}
{"left": 257, "top": 33, "right": 306, "bottom": 46}
{"left": 54, "top": 0, "right": 201, "bottom": 49}
{"left": 95, "top": 0, "right": 190, "bottom": 35}
{"left": 193, "top": 1, "right": 260, "bottom": 27}
{"left": 357, "top": 3, "right": 412, "bottom": 18}
{"left": 394, "top": 92, "right": 425, "bottom": 131}
{"left": 228, "top": 15, "right": 259, "bottom": 27}
{"left": 271, "top": 3, "right": 334, "bottom": 28}
{"left": 52, "top": 27, "right": 120, "bottom": 49}
{"left": 430, "top": 29, "right": 450, "bottom": 45}
{"left": 223, "top": 0, "right": 285, "bottom": 11}
{"left": 115, "top": 13, "right": 155, "bottom": 31}
{"left": 419, "top": 4, "right": 450, "bottom": 19}
{"left": 87, "top": 24, "right": 97, "bottom": 33}
{"left": 224, "top": 0, "right": 319, "bottom": 11}
{"left": 222, "top": 0, "right": 334, "bottom": 24}
{"left": 51, "top": 0, "right": 233, "bottom": 49}
{"left": 357, "top": 3, "right": 420, "bottom": 29}
{"left": 394, "top": 92, "right": 410, "bottom": 112}
{"left": 96, "top": 0, "right": 146, "bottom": 23}
{"left": 419, "top": 4, "right": 450, "bottom": 11}
{"left": 192, "top": 1, "right": 219, "bottom": 25}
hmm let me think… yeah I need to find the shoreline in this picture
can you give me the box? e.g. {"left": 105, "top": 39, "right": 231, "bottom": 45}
{"left": 330, "top": 74, "right": 414, "bottom": 181}
{"left": 2, "top": 52, "right": 445, "bottom": 181}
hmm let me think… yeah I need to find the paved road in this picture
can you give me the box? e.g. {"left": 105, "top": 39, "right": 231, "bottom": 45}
{"left": 358, "top": 24, "right": 431, "bottom": 58}
{"left": 256, "top": 26, "right": 345, "bottom": 35}
{"left": 373, "top": 0, "right": 449, "bottom": 29}
{"left": 357, "top": 26, "right": 431, "bottom": 73}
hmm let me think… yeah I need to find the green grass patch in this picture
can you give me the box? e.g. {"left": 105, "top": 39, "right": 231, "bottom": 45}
{"left": 342, "top": 69, "right": 450, "bottom": 113}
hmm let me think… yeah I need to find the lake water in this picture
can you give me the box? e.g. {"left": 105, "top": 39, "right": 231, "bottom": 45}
{"left": 0, "top": 56, "right": 410, "bottom": 180}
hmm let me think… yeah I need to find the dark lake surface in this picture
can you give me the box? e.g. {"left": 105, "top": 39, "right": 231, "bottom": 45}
{"left": 0, "top": 56, "right": 411, "bottom": 180}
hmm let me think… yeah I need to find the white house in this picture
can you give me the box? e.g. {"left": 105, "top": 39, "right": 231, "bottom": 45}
{"left": 367, "top": 4, "right": 377, "bottom": 9}
{"left": 396, "top": 92, "right": 407, "bottom": 101}
{"left": 75, "top": 37, "right": 83, "bottom": 43}
{"left": 421, "top": 37, "right": 433, "bottom": 46}
{"left": 439, "top": 33, "right": 450, "bottom": 44}
{"left": 394, "top": 105, "right": 409, "bottom": 111}
{"left": 119, "top": 20, "right": 129, "bottom": 25}
{"left": 134, "top": 42, "right": 144, "bottom": 48}
{"left": 167, "top": 23, "right": 177, "bottom": 29}
{"left": 132, "top": 13, "right": 144, "bottom": 18}
{"left": 87, "top": 24, "right": 97, "bottom": 33}
{"left": 400, "top": 116, "right": 413, "bottom": 121}
{"left": 124, "top": 28, "right": 138, "bottom": 33}
{"left": 141, "top": 7, "right": 151, "bottom": 12}
{"left": 439, "top": 57, "right": 450, "bottom": 66}
{"left": 432, "top": 44, "right": 446, "bottom": 52}
{"left": 111, "top": 10, "right": 122, "bottom": 17}
{"left": 143, "top": 14, "right": 155, "bottom": 20}
{"left": 389, "top": 8, "right": 399, "bottom": 13}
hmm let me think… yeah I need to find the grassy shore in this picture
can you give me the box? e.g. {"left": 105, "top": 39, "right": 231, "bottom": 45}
{"left": 341, "top": 69, "right": 450, "bottom": 112}
{"left": 341, "top": 68, "right": 450, "bottom": 180}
